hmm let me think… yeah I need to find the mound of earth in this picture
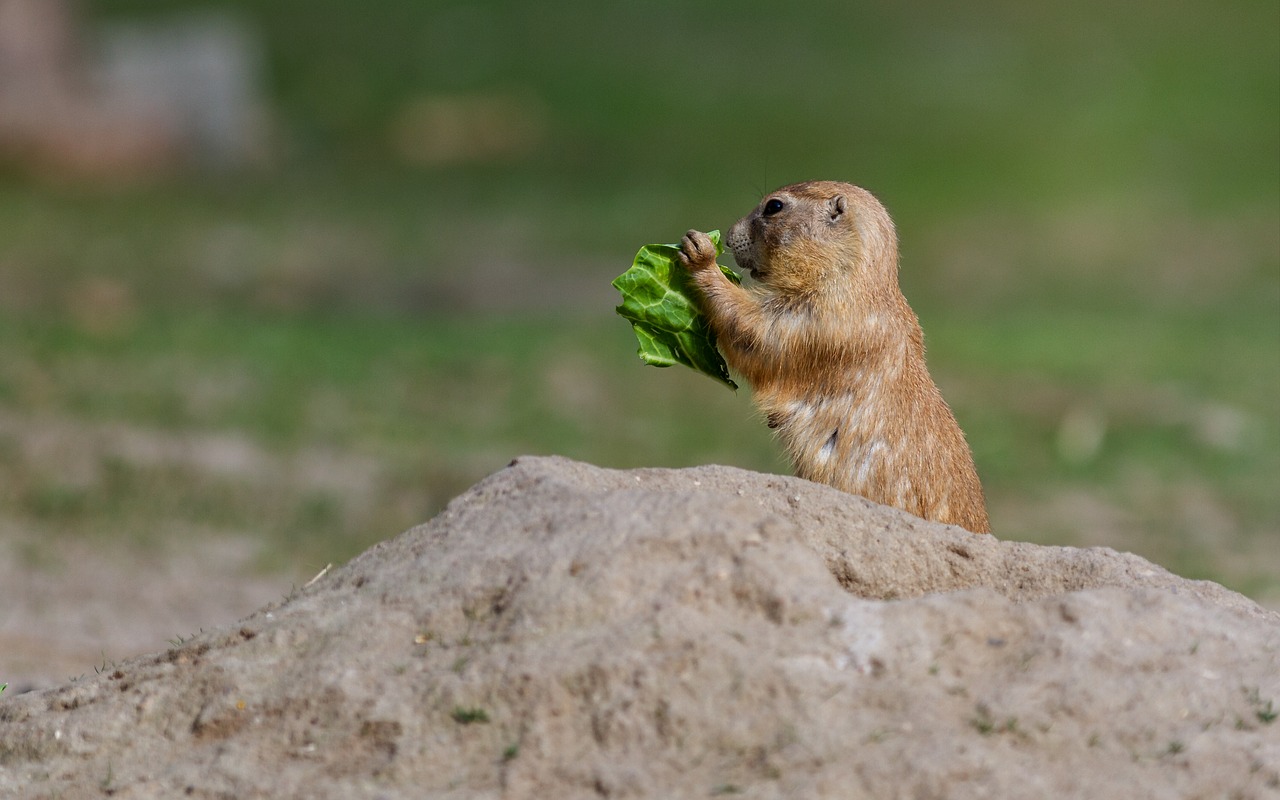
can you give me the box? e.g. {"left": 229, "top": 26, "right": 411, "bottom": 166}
{"left": 1, "top": 455, "right": 1277, "bottom": 799}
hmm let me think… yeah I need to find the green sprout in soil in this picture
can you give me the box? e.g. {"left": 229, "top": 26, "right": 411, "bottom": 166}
{"left": 451, "top": 706, "right": 490, "bottom": 724}
{"left": 1258, "top": 700, "right": 1277, "bottom": 725}
{"left": 970, "top": 704, "right": 1018, "bottom": 736}
{"left": 1244, "top": 687, "right": 1277, "bottom": 724}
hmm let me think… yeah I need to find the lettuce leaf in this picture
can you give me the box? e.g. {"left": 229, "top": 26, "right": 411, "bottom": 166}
{"left": 612, "top": 229, "right": 741, "bottom": 390}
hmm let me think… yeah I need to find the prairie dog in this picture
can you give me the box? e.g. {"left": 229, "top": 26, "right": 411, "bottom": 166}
{"left": 678, "top": 181, "right": 990, "bottom": 533}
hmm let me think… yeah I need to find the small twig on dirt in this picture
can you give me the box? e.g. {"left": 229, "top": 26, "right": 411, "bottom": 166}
{"left": 303, "top": 563, "right": 334, "bottom": 589}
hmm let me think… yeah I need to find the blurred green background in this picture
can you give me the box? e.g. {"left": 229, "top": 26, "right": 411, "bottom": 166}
{"left": 1, "top": 0, "right": 1276, "bottom": 598}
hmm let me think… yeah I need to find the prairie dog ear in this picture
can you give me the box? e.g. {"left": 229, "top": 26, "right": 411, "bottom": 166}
{"left": 826, "top": 194, "right": 847, "bottom": 221}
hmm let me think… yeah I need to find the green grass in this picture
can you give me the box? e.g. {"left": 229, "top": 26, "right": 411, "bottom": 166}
{"left": 0, "top": 310, "right": 780, "bottom": 567}
{"left": 0, "top": 0, "right": 1274, "bottom": 598}
{"left": 0, "top": 305, "right": 1274, "bottom": 594}
{"left": 65, "top": 0, "right": 1274, "bottom": 260}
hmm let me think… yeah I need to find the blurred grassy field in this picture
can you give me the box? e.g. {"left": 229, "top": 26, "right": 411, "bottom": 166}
{"left": 1, "top": 0, "right": 1276, "bottom": 598}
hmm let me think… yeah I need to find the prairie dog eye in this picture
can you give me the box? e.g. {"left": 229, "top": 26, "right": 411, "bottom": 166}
{"left": 762, "top": 198, "right": 785, "bottom": 216}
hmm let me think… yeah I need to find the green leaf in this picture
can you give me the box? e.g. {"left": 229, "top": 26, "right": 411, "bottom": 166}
{"left": 612, "top": 230, "right": 742, "bottom": 390}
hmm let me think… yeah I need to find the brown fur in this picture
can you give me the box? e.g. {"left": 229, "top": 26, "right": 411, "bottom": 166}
{"left": 679, "top": 181, "right": 990, "bottom": 533}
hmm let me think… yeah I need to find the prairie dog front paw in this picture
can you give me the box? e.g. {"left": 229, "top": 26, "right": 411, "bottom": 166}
{"left": 678, "top": 230, "right": 717, "bottom": 274}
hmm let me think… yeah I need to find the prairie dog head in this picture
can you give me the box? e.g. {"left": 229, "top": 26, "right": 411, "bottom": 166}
{"left": 725, "top": 181, "right": 898, "bottom": 298}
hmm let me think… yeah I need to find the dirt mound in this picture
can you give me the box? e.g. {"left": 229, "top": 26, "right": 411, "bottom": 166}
{"left": 2, "top": 456, "right": 1277, "bottom": 799}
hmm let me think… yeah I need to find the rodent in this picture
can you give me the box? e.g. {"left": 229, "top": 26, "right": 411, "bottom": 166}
{"left": 678, "top": 181, "right": 991, "bottom": 534}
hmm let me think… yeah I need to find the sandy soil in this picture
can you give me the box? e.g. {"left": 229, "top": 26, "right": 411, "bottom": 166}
{"left": 1, "top": 457, "right": 1276, "bottom": 799}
